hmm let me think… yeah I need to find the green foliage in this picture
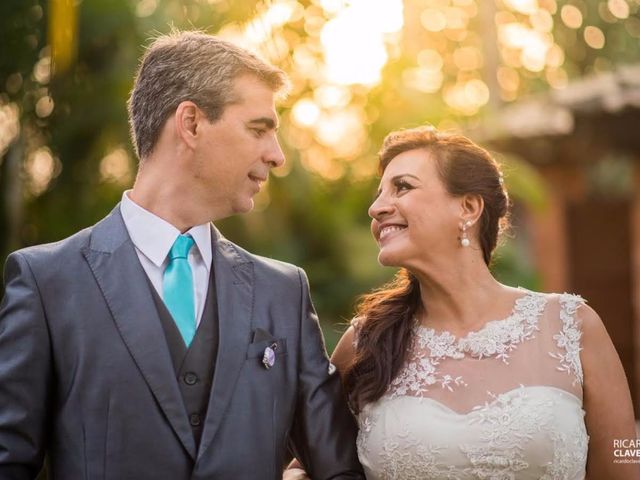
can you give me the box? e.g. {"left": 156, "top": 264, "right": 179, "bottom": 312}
{"left": 500, "top": 153, "right": 550, "bottom": 212}
{"left": 2, "top": 0, "right": 640, "bottom": 352}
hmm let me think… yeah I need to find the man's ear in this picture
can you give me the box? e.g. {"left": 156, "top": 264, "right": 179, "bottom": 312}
{"left": 174, "top": 101, "right": 200, "bottom": 150}
{"left": 460, "top": 193, "right": 484, "bottom": 226}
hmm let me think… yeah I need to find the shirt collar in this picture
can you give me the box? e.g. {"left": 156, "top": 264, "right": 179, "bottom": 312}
{"left": 120, "top": 190, "right": 212, "bottom": 271}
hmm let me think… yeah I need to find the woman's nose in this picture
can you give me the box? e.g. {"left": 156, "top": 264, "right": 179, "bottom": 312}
{"left": 368, "top": 194, "right": 394, "bottom": 220}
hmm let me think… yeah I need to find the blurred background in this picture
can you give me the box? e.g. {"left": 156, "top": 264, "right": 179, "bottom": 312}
{"left": 1, "top": 0, "right": 640, "bottom": 415}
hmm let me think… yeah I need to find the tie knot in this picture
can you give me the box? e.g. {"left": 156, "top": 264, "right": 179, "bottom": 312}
{"left": 169, "top": 234, "right": 194, "bottom": 260}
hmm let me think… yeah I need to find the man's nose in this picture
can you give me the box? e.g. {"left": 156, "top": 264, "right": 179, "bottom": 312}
{"left": 265, "top": 135, "right": 285, "bottom": 168}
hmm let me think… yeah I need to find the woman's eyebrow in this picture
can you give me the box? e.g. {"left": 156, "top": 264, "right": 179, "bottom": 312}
{"left": 374, "top": 173, "right": 421, "bottom": 198}
{"left": 391, "top": 174, "right": 421, "bottom": 182}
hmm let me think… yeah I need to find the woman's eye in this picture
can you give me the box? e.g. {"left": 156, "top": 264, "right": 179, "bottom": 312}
{"left": 396, "top": 181, "right": 412, "bottom": 192}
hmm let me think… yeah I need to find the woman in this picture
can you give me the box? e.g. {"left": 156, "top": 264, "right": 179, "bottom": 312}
{"left": 286, "top": 126, "right": 637, "bottom": 479}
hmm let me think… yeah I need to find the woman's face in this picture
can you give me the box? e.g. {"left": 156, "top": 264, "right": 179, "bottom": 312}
{"left": 368, "top": 148, "right": 462, "bottom": 268}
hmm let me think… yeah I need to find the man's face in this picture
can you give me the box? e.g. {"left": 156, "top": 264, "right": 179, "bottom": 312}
{"left": 192, "top": 74, "right": 285, "bottom": 220}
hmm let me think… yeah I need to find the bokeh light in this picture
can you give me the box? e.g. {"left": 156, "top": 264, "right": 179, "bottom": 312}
{"left": 26, "top": 146, "right": 61, "bottom": 196}
{"left": 291, "top": 98, "right": 321, "bottom": 127}
{"left": 560, "top": 5, "right": 583, "bottom": 29}
{"left": 320, "top": 0, "right": 403, "bottom": 85}
{"left": 100, "top": 147, "right": 133, "bottom": 186}
{"left": 608, "top": 0, "right": 630, "bottom": 19}
{"left": 584, "top": 25, "right": 606, "bottom": 49}
{"left": 0, "top": 101, "right": 20, "bottom": 156}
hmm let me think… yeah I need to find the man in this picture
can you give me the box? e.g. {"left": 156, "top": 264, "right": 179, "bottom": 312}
{"left": 0, "top": 31, "right": 363, "bottom": 479}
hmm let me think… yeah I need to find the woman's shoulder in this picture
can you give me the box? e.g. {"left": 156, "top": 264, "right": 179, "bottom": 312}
{"left": 331, "top": 322, "right": 359, "bottom": 373}
{"left": 350, "top": 315, "right": 364, "bottom": 332}
{"left": 523, "top": 288, "right": 604, "bottom": 345}
{"left": 518, "top": 288, "right": 588, "bottom": 317}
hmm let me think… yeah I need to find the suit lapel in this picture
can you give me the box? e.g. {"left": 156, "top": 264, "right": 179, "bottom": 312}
{"left": 82, "top": 206, "right": 197, "bottom": 459}
{"left": 197, "top": 226, "right": 254, "bottom": 460}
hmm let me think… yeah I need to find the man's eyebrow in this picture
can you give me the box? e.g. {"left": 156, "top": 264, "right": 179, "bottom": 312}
{"left": 247, "top": 117, "right": 278, "bottom": 130}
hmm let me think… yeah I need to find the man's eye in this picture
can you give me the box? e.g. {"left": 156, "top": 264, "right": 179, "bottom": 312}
{"left": 251, "top": 128, "right": 266, "bottom": 137}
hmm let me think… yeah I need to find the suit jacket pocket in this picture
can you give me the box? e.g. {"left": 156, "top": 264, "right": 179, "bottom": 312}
{"left": 246, "top": 338, "right": 287, "bottom": 358}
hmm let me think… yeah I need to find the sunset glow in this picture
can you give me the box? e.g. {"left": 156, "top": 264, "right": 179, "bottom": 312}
{"left": 320, "top": 0, "right": 403, "bottom": 85}
{"left": 209, "top": 0, "right": 637, "bottom": 177}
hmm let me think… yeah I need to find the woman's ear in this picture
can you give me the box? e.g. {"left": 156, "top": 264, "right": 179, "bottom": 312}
{"left": 459, "top": 193, "right": 484, "bottom": 227}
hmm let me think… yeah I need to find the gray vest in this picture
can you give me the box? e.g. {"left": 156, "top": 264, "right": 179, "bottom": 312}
{"left": 148, "top": 269, "right": 219, "bottom": 448}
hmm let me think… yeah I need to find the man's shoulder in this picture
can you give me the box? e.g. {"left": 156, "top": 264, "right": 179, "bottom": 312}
{"left": 219, "top": 238, "right": 303, "bottom": 280}
{"left": 8, "top": 225, "right": 94, "bottom": 268}
{"left": 10, "top": 206, "right": 123, "bottom": 267}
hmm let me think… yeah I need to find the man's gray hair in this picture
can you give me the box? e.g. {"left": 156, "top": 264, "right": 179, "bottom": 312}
{"left": 127, "top": 30, "right": 289, "bottom": 160}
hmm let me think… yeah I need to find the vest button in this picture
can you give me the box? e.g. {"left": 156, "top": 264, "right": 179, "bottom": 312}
{"left": 189, "top": 413, "right": 201, "bottom": 426}
{"left": 184, "top": 372, "right": 198, "bottom": 385}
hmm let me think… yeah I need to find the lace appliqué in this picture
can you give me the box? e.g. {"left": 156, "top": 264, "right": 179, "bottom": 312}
{"left": 459, "top": 294, "right": 547, "bottom": 363}
{"left": 356, "top": 406, "right": 379, "bottom": 460}
{"left": 458, "top": 293, "right": 547, "bottom": 362}
{"left": 362, "top": 406, "right": 460, "bottom": 480}
{"left": 541, "top": 422, "right": 589, "bottom": 480}
{"left": 388, "top": 329, "right": 466, "bottom": 396}
{"left": 460, "top": 387, "right": 554, "bottom": 479}
{"left": 388, "top": 292, "right": 547, "bottom": 397}
{"left": 549, "top": 294, "right": 585, "bottom": 386}
{"left": 378, "top": 440, "right": 460, "bottom": 480}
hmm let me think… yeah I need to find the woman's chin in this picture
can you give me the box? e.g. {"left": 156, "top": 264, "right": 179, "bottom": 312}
{"left": 377, "top": 249, "right": 402, "bottom": 267}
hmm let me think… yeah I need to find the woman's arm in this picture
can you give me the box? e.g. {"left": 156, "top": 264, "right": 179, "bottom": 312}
{"left": 580, "top": 304, "right": 639, "bottom": 479}
{"left": 330, "top": 325, "right": 357, "bottom": 382}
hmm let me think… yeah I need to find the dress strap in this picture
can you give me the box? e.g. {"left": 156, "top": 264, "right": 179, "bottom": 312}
{"left": 549, "top": 293, "right": 586, "bottom": 386}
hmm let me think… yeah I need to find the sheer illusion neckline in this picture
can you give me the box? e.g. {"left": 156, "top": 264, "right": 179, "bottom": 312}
{"left": 415, "top": 288, "right": 536, "bottom": 338}
{"left": 412, "top": 290, "right": 548, "bottom": 361}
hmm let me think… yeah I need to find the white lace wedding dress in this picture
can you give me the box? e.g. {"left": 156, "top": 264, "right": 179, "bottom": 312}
{"left": 356, "top": 290, "right": 588, "bottom": 480}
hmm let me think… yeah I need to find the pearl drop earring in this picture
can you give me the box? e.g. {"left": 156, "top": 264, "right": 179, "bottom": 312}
{"left": 460, "top": 221, "right": 472, "bottom": 247}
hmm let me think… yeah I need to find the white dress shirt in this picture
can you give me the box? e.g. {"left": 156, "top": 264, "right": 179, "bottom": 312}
{"left": 120, "top": 190, "right": 212, "bottom": 326}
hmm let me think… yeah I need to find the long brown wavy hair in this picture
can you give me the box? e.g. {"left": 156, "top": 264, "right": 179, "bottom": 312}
{"left": 344, "top": 126, "right": 510, "bottom": 412}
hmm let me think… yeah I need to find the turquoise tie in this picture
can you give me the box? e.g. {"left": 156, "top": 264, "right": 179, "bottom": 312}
{"left": 163, "top": 234, "right": 196, "bottom": 347}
